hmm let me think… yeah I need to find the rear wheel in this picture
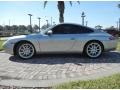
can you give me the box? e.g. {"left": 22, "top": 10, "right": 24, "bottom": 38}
{"left": 85, "top": 41, "right": 103, "bottom": 58}
{"left": 16, "top": 42, "right": 35, "bottom": 59}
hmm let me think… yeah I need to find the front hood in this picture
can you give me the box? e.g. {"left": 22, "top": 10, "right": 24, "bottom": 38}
{"left": 8, "top": 33, "right": 43, "bottom": 40}
{"left": 8, "top": 35, "right": 26, "bottom": 40}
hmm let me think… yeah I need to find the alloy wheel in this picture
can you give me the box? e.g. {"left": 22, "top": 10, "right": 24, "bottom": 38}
{"left": 18, "top": 43, "right": 35, "bottom": 59}
{"left": 86, "top": 42, "right": 102, "bottom": 58}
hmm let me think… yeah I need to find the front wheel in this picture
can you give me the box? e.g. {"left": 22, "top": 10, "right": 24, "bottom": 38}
{"left": 85, "top": 41, "right": 103, "bottom": 58}
{"left": 16, "top": 42, "right": 35, "bottom": 59}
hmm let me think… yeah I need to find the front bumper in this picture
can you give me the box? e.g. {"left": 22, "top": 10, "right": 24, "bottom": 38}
{"left": 3, "top": 41, "right": 14, "bottom": 55}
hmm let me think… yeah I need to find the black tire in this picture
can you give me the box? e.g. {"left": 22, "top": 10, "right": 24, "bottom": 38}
{"left": 84, "top": 41, "right": 103, "bottom": 58}
{"left": 16, "top": 42, "right": 35, "bottom": 59}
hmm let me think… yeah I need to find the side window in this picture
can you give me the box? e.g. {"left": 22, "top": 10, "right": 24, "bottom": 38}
{"left": 79, "top": 26, "right": 94, "bottom": 33}
{"left": 52, "top": 25, "right": 65, "bottom": 34}
{"left": 62, "top": 25, "right": 73, "bottom": 34}
{"left": 52, "top": 24, "right": 80, "bottom": 34}
{"left": 52, "top": 24, "right": 73, "bottom": 34}
{"left": 51, "top": 24, "right": 94, "bottom": 34}
{"left": 70, "top": 25, "right": 81, "bottom": 34}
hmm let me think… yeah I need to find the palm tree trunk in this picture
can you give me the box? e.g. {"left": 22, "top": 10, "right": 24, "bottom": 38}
{"left": 57, "top": 1, "right": 65, "bottom": 23}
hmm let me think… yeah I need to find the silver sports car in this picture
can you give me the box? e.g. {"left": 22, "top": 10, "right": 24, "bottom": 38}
{"left": 3, "top": 23, "right": 117, "bottom": 59}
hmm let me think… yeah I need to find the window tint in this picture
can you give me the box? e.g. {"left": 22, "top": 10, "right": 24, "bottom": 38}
{"left": 52, "top": 24, "right": 71, "bottom": 34}
{"left": 51, "top": 24, "right": 94, "bottom": 34}
{"left": 78, "top": 26, "right": 94, "bottom": 33}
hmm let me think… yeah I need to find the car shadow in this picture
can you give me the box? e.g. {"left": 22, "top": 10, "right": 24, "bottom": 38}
{"left": 9, "top": 51, "right": 120, "bottom": 65}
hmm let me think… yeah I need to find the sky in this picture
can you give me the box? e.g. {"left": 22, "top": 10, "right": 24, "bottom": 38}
{"left": 0, "top": 1, "right": 120, "bottom": 29}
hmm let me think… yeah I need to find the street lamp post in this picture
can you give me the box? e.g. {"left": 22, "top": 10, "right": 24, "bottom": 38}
{"left": 28, "top": 14, "right": 33, "bottom": 33}
{"left": 38, "top": 17, "right": 41, "bottom": 32}
{"left": 117, "top": 21, "right": 118, "bottom": 31}
{"left": 51, "top": 17, "right": 52, "bottom": 26}
{"left": 46, "top": 20, "right": 48, "bottom": 28}
{"left": 86, "top": 21, "right": 88, "bottom": 26}
{"left": 9, "top": 20, "right": 10, "bottom": 26}
{"left": 119, "top": 18, "right": 120, "bottom": 31}
{"left": 81, "top": 12, "right": 86, "bottom": 26}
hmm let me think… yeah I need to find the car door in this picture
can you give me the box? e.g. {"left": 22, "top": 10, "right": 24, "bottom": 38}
{"left": 39, "top": 24, "right": 77, "bottom": 52}
{"left": 70, "top": 25, "right": 95, "bottom": 52}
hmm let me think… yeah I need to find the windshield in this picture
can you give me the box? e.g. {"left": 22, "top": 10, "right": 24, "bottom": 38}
{"left": 41, "top": 25, "right": 56, "bottom": 35}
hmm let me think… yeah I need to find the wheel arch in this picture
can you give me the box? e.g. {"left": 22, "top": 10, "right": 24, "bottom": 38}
{"left": 13, "top": 40, "right": 36, "bottom": 55}
{"left": 83, "top": 40, "right": 104, "bottom": 53}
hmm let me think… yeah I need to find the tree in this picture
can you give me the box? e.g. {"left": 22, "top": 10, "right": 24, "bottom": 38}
{"left": 11, "top": 25, "right": 18, "bottom": 30}
{"left": 41, "top": 23, "right": 51, "bottom": 30}
{"left": 33, "top": 25, "right": 39, "bottom": 32}
{"left": 18, "top": 25, "right": 27, "bottom": 34}
{"left": 11, "top": 25, "right": 18, "bottom": 34}
{"left": 3, "top": 25, "right": 12, "bottom": 36}
{"left": 0, "top": 25, "right": 3, "bottom": 36}
{"left": 0, "top": 25, "right": 3, "bottom": 31}
{"left": 95, "top": 25, "right": 103, "bottom": 30}
{"left": 4, "top": 25, "right": 10, "bottom": 30}
{"left": 44, "top": 1, "right": 80, "bottom": 23}
{"left": 27, "top": 25, "right": 33, "bottom": 33}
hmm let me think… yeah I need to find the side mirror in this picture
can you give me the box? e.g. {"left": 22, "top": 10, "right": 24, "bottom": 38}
{"left": 47, "top": 30, "right": 53, "bottom": 36}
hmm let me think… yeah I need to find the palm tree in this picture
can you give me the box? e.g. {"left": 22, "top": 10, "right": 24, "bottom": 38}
{"left": 118, "top": 4, "right": 120, "bottom": 8}
{"left": 44, "top": 1, "right": 80, "bottom": 23}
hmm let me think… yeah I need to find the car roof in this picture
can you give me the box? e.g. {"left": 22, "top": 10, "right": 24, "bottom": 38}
{"left": 57, "top": 23, "right": 83, "bottom": 26}
{"left": 56, "top": 23, "right": 95, "bottom": 30}
{"left": 58, "top": 23, "right": 93, "bottom": 28}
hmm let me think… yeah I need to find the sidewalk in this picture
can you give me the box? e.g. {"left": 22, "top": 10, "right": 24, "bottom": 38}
{"left": 0, "top": 66, "right": 120, "bottom": 88}
{"left": 0, "top": 51, "right": 120, "bottom": 88}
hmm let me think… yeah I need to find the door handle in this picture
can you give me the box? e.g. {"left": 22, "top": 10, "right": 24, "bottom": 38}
{"left": 70, "top": 38, "right": 75, "bottom": 40}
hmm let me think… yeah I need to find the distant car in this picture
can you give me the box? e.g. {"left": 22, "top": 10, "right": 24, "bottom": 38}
{"left": 3, "top": 23, "right": 118, "bottom": 59}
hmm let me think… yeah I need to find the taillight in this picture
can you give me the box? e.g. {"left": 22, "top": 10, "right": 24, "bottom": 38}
{"left": 109, "top": 36, "right": 116, "bottom": 40}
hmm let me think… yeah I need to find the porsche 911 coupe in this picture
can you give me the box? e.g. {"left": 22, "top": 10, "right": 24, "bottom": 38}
{"left": 3, "top": 23, "right": 118, "bottom": 59}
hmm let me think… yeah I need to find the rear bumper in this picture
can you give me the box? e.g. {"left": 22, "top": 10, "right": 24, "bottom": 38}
{"left": 102, "top": 39, "right": 118, "bottom": 51}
